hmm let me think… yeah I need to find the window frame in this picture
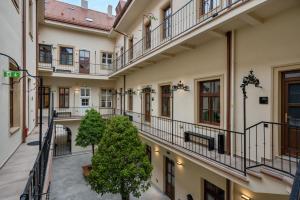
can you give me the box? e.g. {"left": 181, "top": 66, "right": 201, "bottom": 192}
{"left": 146, "top": 145, "right": 152, "bottom": 163}
{"left": 100, "top": 89, "right": 113, "bottom": 108}
{"left": 160, "top": 85, "right": 171, "bottom": 117}
{"left": 162, "top": 4, "right": 172, "bottom": 39}
{"left": 204, "top": 180, "right": 225, "bottom": 200}
{"left": 202, "top": 0, "right": 221, "bottom": 14}
{"left": 43, "top": 87, "right": 50, "bottom": 109}
{"left": 199, "top": 79, "right": 221, "bottom": 125}
{"left": 59, "top": 46, "right": 74, "bottom": 65}
{"left": 29, "top": 0, "right": 33, "bottom": 39}
{"left": 128, "top": 91, "right": 133, "bottom": 111}
{"left": 59, "top": 88, "right": 70, "bottom": 108}
{"left": 80, "top": 88, "right": 91, "bottom": 107}
{"left": 9, "top": 61, "right": 20, "bottom": 129}
{"left": 128, "top": 37, "right": 134, "bottom": 60}
{"left": 144, "top": 22, "right": 151, "bottom": 50}
{"left": 39, "top": 44, "right": 52, "bottom": 64}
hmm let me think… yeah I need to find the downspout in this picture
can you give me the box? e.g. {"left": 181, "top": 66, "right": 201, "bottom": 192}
{"left": 123, "top": 75, "right": 126, "bottom": 113}
{"left": 35, "top": 0, "right": 38, "bottom": 127}
{"left": 231, "top": 30, "right": 236, "bottom": 157}
{"left": 22, "top": 0, "right": 27, "bottom": 143}
{"left": 226, "top": 31, "right": 232, "bottom": 154}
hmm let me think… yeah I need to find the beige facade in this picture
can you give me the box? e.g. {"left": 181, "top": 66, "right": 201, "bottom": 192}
{"left": 0, "top": 0, "right": 38, "bottom": 168}
{"left": 35, "top": 0, "right": 300, "bottom": 199}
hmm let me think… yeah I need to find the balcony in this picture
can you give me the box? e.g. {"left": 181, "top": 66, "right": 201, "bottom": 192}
{"left": 53, "top": 108, "right": 299, "bottom": 177}
{"left": 38, "top": 59, "right": 113, "bottom": 79}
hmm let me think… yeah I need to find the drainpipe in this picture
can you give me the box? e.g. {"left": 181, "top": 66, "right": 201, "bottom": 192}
{"left": 22, "top": 0, "right": 27, "bottom": 143}
{"left": 230, "top": 30, "right": 236, "bottom": 156}
{"left": 123, "top": 75, "right": 126, "bottom": 113}
{"left": 226, "top": 31, "right": 232, "bottom": 154}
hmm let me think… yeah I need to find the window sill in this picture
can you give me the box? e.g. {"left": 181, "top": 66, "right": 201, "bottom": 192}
{"left": 196, "top": 122, "right": 221, "bottom": 129}
{"left": 9, "top": 127, "right": 20, "bottom": 135}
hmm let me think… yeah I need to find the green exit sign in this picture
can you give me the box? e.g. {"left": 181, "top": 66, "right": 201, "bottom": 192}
{"left": 3, "top": 71, "right": 21, "bottom": 78}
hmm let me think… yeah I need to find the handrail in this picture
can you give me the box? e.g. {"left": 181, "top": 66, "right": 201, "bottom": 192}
{"left": 290, "top": 162, "right": 300, "bottom": 200}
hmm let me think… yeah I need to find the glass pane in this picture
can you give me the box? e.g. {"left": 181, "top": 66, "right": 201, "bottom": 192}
{"left": 212, "top": 80, "right": 220, "bottom": 93}
{"left": 212, "top": 97, "right": 220, "bottom": 110}
{"left": 201, "top": 82, "right": 210, "bottom": 93}
{"left": 285, "top": 72, "right": 300, "bottom": 79}
{"left": 107, "top": 54, "right": 112, "bottom": 58}
{"left": 202, "top": 97, "right": 209, "bottom": 109}
{"left": 212, "top": 111, "right": 220, "bottom": 123}
{"left": 86, "top": 89, "right": 90, "bottom": 96}
{"left": 101, "top": 101, "right": 106, "bottom": 107}
{"left": 81, "top": 88, "right": 85, "bottom": 96}
{"left": 201, "top": 110, "right": 209, "bottom": 121}
{"left": 288, "top": 84, "right": 300, "bottom": 103}
{"left": 288, "top": 107, "right": 300, "bottom": 126}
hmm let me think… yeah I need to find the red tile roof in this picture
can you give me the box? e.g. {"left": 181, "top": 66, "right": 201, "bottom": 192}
{"left": 45, "top": 0, "right": 115, "bottom": 31}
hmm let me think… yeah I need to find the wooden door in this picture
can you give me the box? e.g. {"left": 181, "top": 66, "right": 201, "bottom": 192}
{"left": 282, "top": 71, "right": 300, "bottom": 155}
{"left": 165, "top": 157, "right": 175, "bottom": 200}
{"left": 144, "top": 92, "right": 151, "bottom": 122}
{"left": 79, "top": 50, "right": 90, "bottom": 74}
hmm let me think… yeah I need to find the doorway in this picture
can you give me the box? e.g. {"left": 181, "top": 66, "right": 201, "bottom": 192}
{"left": 144, "top": 92, "right": 151, "bottom": 122}
{"left": 54, "top": 125, "right": 72, "bottom": 156}
{"left": 165, "top": 157, "right": 175, "bottom": 200}
{"left": 79, "top": 50, "right": 90, "bottom": 74}
{"left": 282, "top": 70, "right": 300, "bottom": 155}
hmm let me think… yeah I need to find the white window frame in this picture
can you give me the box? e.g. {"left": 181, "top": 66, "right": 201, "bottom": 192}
{"left": 100, "top": 89, "right": 113, "bottom": 108}
{"left": 101, "top": 52, "right": 113, "bottom": 69}
{"left": 80, "top": 87, "right": 91, "bottom": 107}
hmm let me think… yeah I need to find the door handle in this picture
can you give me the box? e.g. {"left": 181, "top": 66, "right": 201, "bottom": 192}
{"left": 285, "top": 112, "right": 288, "bottom": 123}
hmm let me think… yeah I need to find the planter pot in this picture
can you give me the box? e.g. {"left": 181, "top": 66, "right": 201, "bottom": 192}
{"left": 82, "top": 164, "right": 92, "bottom": 177}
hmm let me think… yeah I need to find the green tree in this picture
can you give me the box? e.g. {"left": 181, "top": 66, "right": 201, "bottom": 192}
{"left": 75, "top": 109, "right": 105, "bottom": 154}
{"left": 88, "top": 116, "right": 153, "bottom": 200}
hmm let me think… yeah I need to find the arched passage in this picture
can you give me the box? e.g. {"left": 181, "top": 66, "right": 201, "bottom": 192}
{"left": 54, "top": 124, "right": 72, "bottom": 156}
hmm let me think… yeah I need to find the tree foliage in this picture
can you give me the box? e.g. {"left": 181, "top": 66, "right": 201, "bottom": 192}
{"left": 75, "top": 109, "right": 105, "bottom": 154}
{"left": 88, "top": 116, "right": 153, "bottom": 200}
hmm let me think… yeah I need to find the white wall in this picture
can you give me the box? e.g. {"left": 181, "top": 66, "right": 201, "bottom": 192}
{"left": 0, "top": 0, "right": 23, "bottom": 167}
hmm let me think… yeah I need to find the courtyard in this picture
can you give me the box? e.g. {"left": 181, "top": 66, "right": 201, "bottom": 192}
{"left": 50, "top": 152, "right": 170, "bottom": 200}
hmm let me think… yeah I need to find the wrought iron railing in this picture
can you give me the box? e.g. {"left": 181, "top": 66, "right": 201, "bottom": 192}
{"left": 38, "top": 59, "right": 113, "bottom": 76}
{"left": 245, "top": 121, "right": 300, "bottom": 177}
{"left": 20, "top": 115, "right": 55, "bottom": 200}
{"left": 53, "top": 107, "right": 116, "bottom": 119}
{"left": 290, "top": 163, "right": 300, "bottom": 200}
{"left": 110, "top": 0, "right": 249, "bottom": 75}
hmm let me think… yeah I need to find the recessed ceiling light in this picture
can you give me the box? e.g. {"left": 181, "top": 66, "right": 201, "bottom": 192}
{"left": 85, "top": 17, "right": 93, "bottom": 22}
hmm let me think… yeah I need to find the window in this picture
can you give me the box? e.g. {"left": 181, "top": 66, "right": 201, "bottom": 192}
{"left": 29, "top": 0, "right": 33, "bottom": 38}
{"left": 9, "top": 62, "right": 20, "bottom": 128}
{"left": 43, "top": 87, "right": 50, "bottom": 108}
{"left": 204, "top": 180, "right": 224, "bottom": 200}
{"left": 59, "top": 88, "right": 69, "bottom": 108}
{"left": 128, "top": 91, "right": 133, "bottom": 111}
{"left": 11, "top": 0, "right": 19, "bottom": 11}
{"left": 101, "top": 52, "right": 113, "bottom": 68}
{"left": 60, "top": 47, "right": 73, "bottom": 65}
{"left": 128, "top": 37, "right": 134, "bottom": 60}
{"left": 101, "top": 89, "right": 113, "bottom": 108}
{"left": 39, "top": 44, "right": 52, "bottom": 63}
{"left": 146, "top": 145, "right": 152, "bottom": 163}
{"left": 145, "top": 22, "right": 151, "bottom": 50}
{"left": 203, "top": 0, "right": 221, "bottom": 14}
{"left": 161, "top": 85, "right": 171, "bottom": 117}
{"left": 80, "top": 88, "right": 90, "bottom": 107}
{"left": 162, "top": 5, "right": 172, "bottom": 39}
{"left": 199, "top": 79, "right": 220, "bottom": 125}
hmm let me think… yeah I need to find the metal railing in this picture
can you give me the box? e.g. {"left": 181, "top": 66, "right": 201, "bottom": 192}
{"left": 20, "top": 115, "right": 55, "bottom": 200}
{"left": 54, "top": 107, "right": 116, "bottom": 119}
{"left": 290, "top": 163, "right": 300, "bottom": 200}
{"left": 245, "top": 121, "right": 300, "bottom": 177}
{"left": 111, "top": 0, "right": 248, "bottom": 74}
{"left": 38, "top": 59, "right": 113, "bottom": 76}
{"left": 122, "top": 110, "right": 247, "bottom": 174}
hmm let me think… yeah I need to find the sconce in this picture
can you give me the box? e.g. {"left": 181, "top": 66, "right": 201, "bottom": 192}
{"left": 154, "top": 148, "right": 160, "bottom": 153}
{"left": 172, "top": 80, "right": 189, "bottom": 91}
{"left": 176, "top": 160, "right": 184, "bottom": 166}
{"left": 74, "top": 88, "right": 80, "bottom": 94}
{"left": 141, "top": 85, "right": 156, "bottom": 94}
{"left": 125, "top": 88, "right": 136, "bottom": 95}
{"left": 241, "top": 194, "right": 251, "bottom": 200}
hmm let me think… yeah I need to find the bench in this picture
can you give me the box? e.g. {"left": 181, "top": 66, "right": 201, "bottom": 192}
{"left": 55, "top": 111, "right": 72, "bottom": 118}
{"left": 184, "top": 131, "right": 215, "bottom": 151}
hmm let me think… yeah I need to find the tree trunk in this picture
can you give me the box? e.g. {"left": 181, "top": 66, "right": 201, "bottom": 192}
{"left": 121, "top": 193, "right": 130, "bottom": 200}
{"left": 92, "top": 144, "right": 95, "bottom": 155}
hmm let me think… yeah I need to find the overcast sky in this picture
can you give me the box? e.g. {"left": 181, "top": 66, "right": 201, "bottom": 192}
{"left": 60, "top": 0, "right": 120, "bottom": 15}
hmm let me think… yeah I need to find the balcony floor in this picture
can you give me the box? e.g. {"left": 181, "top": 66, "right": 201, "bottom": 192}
{"left": 0, "top": 124, "right": 48, "bottom": 200}
{"left": 50, "top": 152, "right": 170, "bottom": 200}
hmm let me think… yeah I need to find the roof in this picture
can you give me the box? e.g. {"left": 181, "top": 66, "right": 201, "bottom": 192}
{"left": 44, "top": 0, "right": 115, "bottom": 32}
{"left": 113, "top": 0, "right": 132, "bottom": 28}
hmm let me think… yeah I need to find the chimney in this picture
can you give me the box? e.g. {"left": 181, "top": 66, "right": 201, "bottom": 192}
{"left": 107, "top": 5, "right": 112, "bottom": 17}
{"left": 81, "top": 0, "right": 88, "bottom": 9}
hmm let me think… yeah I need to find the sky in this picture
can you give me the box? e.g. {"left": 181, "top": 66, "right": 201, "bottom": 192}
{"left": 59, "top": 0, "right": 120, "bottom": 15}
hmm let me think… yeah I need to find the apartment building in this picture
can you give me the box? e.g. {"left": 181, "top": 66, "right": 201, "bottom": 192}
{"left": 37, "top": 0, "right": 300, "bottom": 199}
{"left": 0, "top": 0, "right": 40, "bottom": 168}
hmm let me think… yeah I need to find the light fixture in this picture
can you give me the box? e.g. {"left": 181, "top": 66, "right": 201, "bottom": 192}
{"left": 176, "top": 160, "right": 183, "bottom": 166}
{"left": 141, "top": 85, "right": 155, "bottom": 94}
{"left": 154, "top": 148, "right": 160, "bottom": 153}
{"left": 241, "top": 194, "right": 251, "bottom": 200}
{"left": 125, "top": 88, "right": 136, "bottom": 95}
{"left": 74, "top": 88, "right": 80, "bottom": 94}
{"left": 172, "top": 80, "right": 189, "bottom": 91}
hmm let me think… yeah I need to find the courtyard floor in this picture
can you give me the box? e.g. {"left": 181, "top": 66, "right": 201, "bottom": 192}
{"left": 50, "top": 152, "right": 170, "bottom": 200}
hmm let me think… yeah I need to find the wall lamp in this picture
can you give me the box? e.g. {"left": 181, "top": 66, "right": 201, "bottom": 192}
{"left": 154, "top": 148, "right": 160, "bottom": 153}
{"left": 125, "top": 88, "right": 136, "bottom": 95}
{"left": 176, "top": 160, "right": 184, "bottom": 166}
{"left": 241, "top": 194, "right": 251, "bottom": 200}
{"left": 172, "top": 80, "right": 189, "bottom": 91}
{"left": 141, "top": 85, "right": 156, "bottom": 94}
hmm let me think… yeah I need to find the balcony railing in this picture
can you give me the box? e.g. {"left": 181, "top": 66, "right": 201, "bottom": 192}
{"left": 111, "top": 0, "right": 249, "bottom": 75}
{"left": 38, "top": 59, "right": 114, "bottom": 76}
{"left": 54, "top": 107, "right": 115, "bottom": 119}
{"left": 20, "top": 115, "right": 54, "bottom": 200}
